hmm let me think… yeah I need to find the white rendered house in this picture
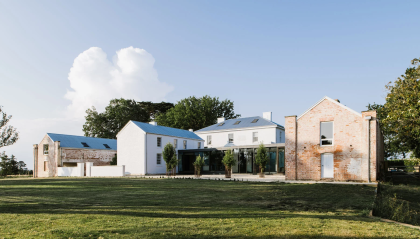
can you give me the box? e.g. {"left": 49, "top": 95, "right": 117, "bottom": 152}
{"left": 117, "top": 121, "right": 204, "bottom": 175}
{"left": 196, "top": 112, "right": 285, "bottom": 148}
{"left": 180, "top": 112, "right": 285, "bottom": 174}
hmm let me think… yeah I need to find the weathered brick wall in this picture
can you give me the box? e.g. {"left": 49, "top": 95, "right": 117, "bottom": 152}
{"left": 285, "top": 116, "right": 297, "bottom": 180}
{"left": 62, "top": 148, "right": 116, "bottom": 166}
{"left": 287, "top": 99, "right": 381, "bottom": 182}
{"left": 36, "top": 135, "right": 57, "bottom": 178}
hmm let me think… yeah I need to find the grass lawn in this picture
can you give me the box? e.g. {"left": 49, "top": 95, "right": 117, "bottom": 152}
{"left": 0, "top": 178, "right": 419, "bottom": 238}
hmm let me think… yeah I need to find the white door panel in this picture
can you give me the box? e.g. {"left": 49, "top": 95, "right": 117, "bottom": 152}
{"left": 321, "top": 154, "right": 334, "bottom": 178}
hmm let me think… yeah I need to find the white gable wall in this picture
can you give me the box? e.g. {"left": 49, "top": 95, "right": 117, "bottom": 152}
{"left": 197, "top": 126, "right": 284, "bottom": 148}
{"left": 146, "top": 134, "right": 204, "bottom": 174}
{"left": 117, "top": 122, "right": 146, "bottom": 175}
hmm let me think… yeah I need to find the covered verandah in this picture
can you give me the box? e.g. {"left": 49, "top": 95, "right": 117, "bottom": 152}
{"left": 178, "top": 143, "right": 285, "bottom": 175}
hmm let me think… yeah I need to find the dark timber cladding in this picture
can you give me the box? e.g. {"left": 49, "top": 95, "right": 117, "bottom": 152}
{"left": 178, "top": 143, "right": 285, "bottom": 175}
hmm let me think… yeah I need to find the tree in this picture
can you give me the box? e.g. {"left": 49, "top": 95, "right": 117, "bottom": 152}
{"left": 255, "top": 143, "right": 268, "bottom": 174}
{"left": 83, "top": 98, "right": 174, "bottom": 139}
{"left": 17, "top": 160, "right": 27, "bottom": 174}
{"left": 0, "top": 152, "right": 18, "bottom": 176}
{"left": 381, "top": 57, "right": 420, "bottom": 158}
{"left": 110, "top": 154, "right": 117, "bottom": 165}
{"left": 162, "top": 142, "right": 176, "bottom": 174}
{"left": 0, "top": 106, "right": 19, "bottom": 148}
{"left": 155, "top": 95, "right": 241, "bottom": 131}
{"left": 193, "top": 155, "right": 205, "bottom": 176}
{"left": 222, "top": 150, "right": 236, "bottom": 172}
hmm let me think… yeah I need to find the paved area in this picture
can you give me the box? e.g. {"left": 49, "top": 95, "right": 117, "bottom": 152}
{"left": 127, "top": 173, "right": 377, "bottom": 185}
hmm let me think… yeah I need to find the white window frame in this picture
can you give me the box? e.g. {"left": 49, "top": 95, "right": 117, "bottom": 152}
{"left": 228, "top": 133, "right": 234, "bottom": 143}
{"left": 157, "top": 153, "right": 162, "bottom": 165}
{"left": 207, "top": 135, "right": 212, "bottom": 145}
{"left": 320, "top": 121, "right": 334, "bottom": 146}
{"left": 183, "top": 140, "right": 187, "bottom": 149}
{"left": 174, "top": 139, "right": 178, "bottom": 149}
{"left": 43, "top": 144, "right": 49, "bottom": 155}
{"left": 253, "top": 132, "right": 258, "bottom": 142}
{"left": 157, "top": 137, "right": 162, "bottom": 147}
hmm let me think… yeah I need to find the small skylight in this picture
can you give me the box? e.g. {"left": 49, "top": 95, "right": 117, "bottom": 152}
{"left": 233, "top": 121, "right": 241, "bottom": 125}
{"left": 251, "top": 119, "right": 259, "bottom": 123}
{"left": 103, "top": 144, "right": 111, "bottom": 149}
{"left": 81, "top": 142, "right": 90, "bottom": 147}
{"left": 218, "top": 122, "right": 225, "bottom": 126}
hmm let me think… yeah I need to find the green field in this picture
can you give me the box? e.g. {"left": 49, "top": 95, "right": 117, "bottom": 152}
{"left": 0, "top": 178, "right": 419, "bottom": 238}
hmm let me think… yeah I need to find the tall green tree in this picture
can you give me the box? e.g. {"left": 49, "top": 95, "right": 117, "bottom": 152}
{"left": 83, "top": 99, "right": 173, "bottom": 139}
{"left": 255, "top": 143, "right": 268, "bottom": 174}
{"left": 367, "top": 103, "right": 410, "bottom": 159}
{"left": 162, "top": 143, "right": 177, "bottom": 173}
{"left": 155, "top": 95, "right": 241, "bottom": 131}
{"left": 380, "top": 57, "right": 420, "bottom": 158}
{"left": 0, "top": 106, "right": 19, "bottom": 148}
{"left": 0, "top": 152, "right": 18, "bottom": 176}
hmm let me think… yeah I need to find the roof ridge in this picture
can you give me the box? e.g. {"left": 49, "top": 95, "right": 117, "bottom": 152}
{"left": 131, "top": 121, "right": 193, "bottom": 132}
{"left": 47, "top": 133, "right": 116, "bottom": 140}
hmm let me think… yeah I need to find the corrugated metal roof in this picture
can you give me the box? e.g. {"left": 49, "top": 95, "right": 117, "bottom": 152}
{"left": 196, "top": 116, "right": 284, "bottom": 132}
{"left": 131, "top": 121, "right": 203, "bottom": 140}
{"left": 47, "top": 133, "right": 117, "bottom": 150}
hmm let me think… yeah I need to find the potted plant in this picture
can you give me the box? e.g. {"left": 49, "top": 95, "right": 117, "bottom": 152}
{"left": 222, "top": 150, "right": 236, "bottom": 178}
{"left": 163, "top": 143, "right": 176, "bottom": 176}
{"left": 193, "top": 155, "right": 205, "bottom": 177}
{"left": 255, "top": 143, "right": 268, "bottom": 178}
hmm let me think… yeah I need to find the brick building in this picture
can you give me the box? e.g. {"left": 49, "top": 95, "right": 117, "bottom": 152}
{"left": 285, "top": 96, "right": 384, "bottom": 182}
{"left": 33, "top": 133, "right": 117, "bottom": 178}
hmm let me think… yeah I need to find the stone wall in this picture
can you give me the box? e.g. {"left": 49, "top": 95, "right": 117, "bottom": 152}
{"left": 61, "top": 148, "right": 116, "bottom": 166}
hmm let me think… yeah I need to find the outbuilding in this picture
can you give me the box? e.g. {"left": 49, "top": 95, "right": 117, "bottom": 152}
{"left": 117, "top": 121, "right": 204, "bottom": 175}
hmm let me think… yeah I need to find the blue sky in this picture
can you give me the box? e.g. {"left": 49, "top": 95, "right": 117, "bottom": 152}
{"left": 1, "top": 0, "right": 420, "bottom": 168}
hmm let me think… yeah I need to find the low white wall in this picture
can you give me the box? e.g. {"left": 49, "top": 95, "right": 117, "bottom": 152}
{"left": 57, "top": 163, "right": 84, "bottom": 177}
{"left": 90, "top": 165, "right": 125, "bottom": 177}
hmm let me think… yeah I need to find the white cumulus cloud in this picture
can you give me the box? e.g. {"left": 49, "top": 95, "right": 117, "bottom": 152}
{"left": 65, "top": 46, "right": 173, "bottom": 119}
{"left": 5, "top": 47, "right": 173, "bottom": 169}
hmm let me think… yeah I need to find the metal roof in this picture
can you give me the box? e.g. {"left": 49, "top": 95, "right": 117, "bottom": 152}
{"left": 131, "top": 121, "right": 203, "bottom": 140}
{"left": 47, "top": 133, "right": 117, "bottom": 150}
{"left": 196, "top": 116, "right": 284, "bottom": 132}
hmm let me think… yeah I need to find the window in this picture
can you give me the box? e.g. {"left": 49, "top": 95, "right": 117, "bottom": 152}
{"left": 218, "top": 122, "right": 225, "bottom": 126}
{"left": 234, "top": 121, "right": 241, "bottom": 125}
{"left": 81, "top": 142, "right": 90, "bottom": 147}
{"left": 320, "top": 122, "right": 334, "bottom": 146}
{"left": 207, "top": 135, "right": 212, "bottom": 145}
{"left": 103, "top": 144, "right": 110, "bottom": 149}
{"left": 157, "top": 137, "right": 162, "bottom": 147}
{"left": 43, "top": 144, "right": 49, "bottom": 155}
{"left": 157, "top": 154, "right": 162, "bottom": 165}
{"left": 44, "top": 161, "right": 48, "bottom": 171}
{"left": 251, "top": 119, "right": 259, "bottom": 123}
{"left": 198, "top": 142, "right": 201, "bottom": 149}
{"left": 228, "top": 134, "right": 234, "bottom": 143}
{"left": 174, "top": 139, "right": 178, "bottom": 149}
{"left": 183, "top": 140, "right": 187, "bottom": 149}
{"left": 253, "top": 132, "right": 258, "bottom": 142}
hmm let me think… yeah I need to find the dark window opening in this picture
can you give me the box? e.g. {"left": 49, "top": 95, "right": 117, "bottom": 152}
{"left": 103, "top": 144, "right": 110, "bottom": 149}
{"left": 234, "top": 121, "right": 241, "bottom": 125}
{"left": 218, "top": 122, "right": 225, "bottom": 126}
{"left": 251, "top": 119, "right": 259, "bottom": 123}
{"left": 81, "top": 142, "right": 90, "bottom": 147}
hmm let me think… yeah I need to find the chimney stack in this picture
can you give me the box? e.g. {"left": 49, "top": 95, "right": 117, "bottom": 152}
{"left": 263, "top": 112, "right": 272, "bottom": 121}
{"left": 149, "top": 121, "right": 157, "bottom": 126}
{"left": 189, "top": 129, "right": 194, "bottom": 132}
{"left": 217, "top": 117, "right": 225, "bottom": 123}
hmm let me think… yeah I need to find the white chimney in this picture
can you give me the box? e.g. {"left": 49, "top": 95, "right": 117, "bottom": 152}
{"left": 189, "top": 129, "right": 194, "bottom": 132}
{"left": 263, "top": 112, "right": 272, "bottom": 121}
{"left": 217, "top": 117, "right": 225, "bottom": 123}
{"left": 149, "top": 121, "right": 157, "bottom": 126}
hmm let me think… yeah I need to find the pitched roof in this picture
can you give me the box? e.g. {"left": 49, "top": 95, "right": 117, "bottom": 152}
{"left": 47, "top": 133, "right": 117, "bottom": 150}
{"left": 196, "top": 116, "right": 284, "bottom": 132}
{"left": 131, "top": 121, "right": 203, "bottom": 140}
{"left": 297, "top": 96, "right": 362, "bottom": 120}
